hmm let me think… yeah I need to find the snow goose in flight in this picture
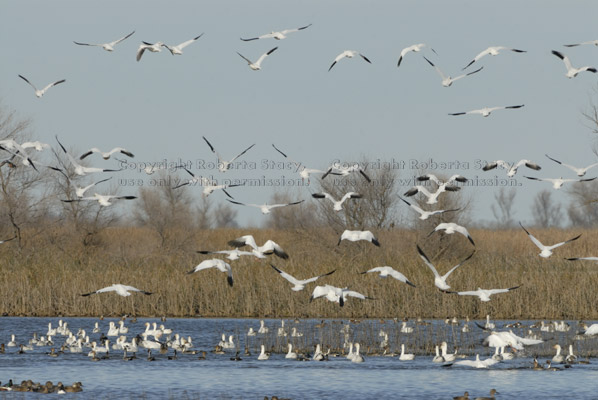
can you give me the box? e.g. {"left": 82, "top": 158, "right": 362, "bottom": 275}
{"left": 328, "top": 50, "right": 372, "bottom": 71}
{"left": 196, "top": 248, "right": 256, "bottom": 261}
{"left": 482, "top": 159, "right": 540, "bottom": 177}
{"left": 311, "top": 192, "right": 362, "bottom": 211}
{"left": 397, "top": 43, "right": 434, "bottom": 67}
{"left": 564, "top": 39, "right": 598, "bottom": 47}
{"left": 403, "top": 184, "right": 461, "bottom": 205}
{"left": 551, "top": 50, "right": 597, "bottom": 78}
{"left": 73, "top": 30, "right": 135, "bottom": 52}
{"left": 79, "top": 147, "right": 134, "bottom": 160}
{"left": 449, "top": 104, "right": 524, "bottom": 117}
{"left": 400, "top": 197, "right": 459, "bottom": 220}
{"left": 202, "top": 136, "right": 255, "bottom": 172}
{"left": 187, "top": 259, "right": 233, "bottom": 287}
{"left": 416, "top": 244, "right": 474, "bottom": 292}
{"left": 226, "top": 198, "right": 304, "bottom": 214}
{"left": 448, "top": 285, "right": 520, "bottom": 302}
{"left": 428, "top": 222, "right": 475, "bottom": 246}
{"left": 21, "top": 141, "right": 50, "bottom": 152}
{"left": 162, "top": 33, "right": 204, "bottom": 55}
{"left": 524, "top": 175, "right": 596, "bottom": 189}
{"left": 237, "top": 47, "right": 278, "bottom": 70}
{"left": 338, "top": 229, "right": 380, "bottom": 246}
{"left": 173, "top": 166, "right": 241, "bottom": 198}
{"left": 462, "top": 46, "right": 526, "bottom": 70}
{"left": 519, "top": 222, "right": 581, "bottom": 258}
{"left": 422, "top": 56, "right": 483, "bottom": 87}
{"left": 55, "top": 136, "right": 122, "bottom": 176}
{"left": 228, "top": 234, "right": 289, "bottom": 259}
{"left": 18, "top": 75, "right": 65, "bottom": 98}
{"left": 62, "top": 193, "right": 137, "bottom": 207}
{"left": 241, "top": 24, "right": 312, "bottom": 41}
{"left": 545, "top": 154, "right": 598, "bottom": 177}
{"left": 360, "top": 266, "right": 416, "bottom": 287}
{"left": 270, "top": 264, "right": 336, "bottom": 291}
{"left": 136, "top": 41, "right": 164, "bottom": 62}
{"left": 0, "top": 139, "right": 38, "bottom": 171}
{"left": 321, "top": 162, "right": 371, "bottom": 182}
{"left": 75, "top": 177, "right": 112, "bottom": 198}
{"left": 81, "top": 284, "right": 152, "bottom": 297}
{"left": 271, "top": 144, "right": 331, "bottom": 180}
{"left": 309, "top": 284, "right": 372, "bottom": 307}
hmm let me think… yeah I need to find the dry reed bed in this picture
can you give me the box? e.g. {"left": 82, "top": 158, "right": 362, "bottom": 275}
{"left": 0, "top": 226, "right": 597, "bottom": 319}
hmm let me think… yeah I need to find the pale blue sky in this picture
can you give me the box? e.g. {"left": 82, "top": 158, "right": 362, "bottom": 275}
{"left": 1, "top": 0, "right": 597, "bottom": 226}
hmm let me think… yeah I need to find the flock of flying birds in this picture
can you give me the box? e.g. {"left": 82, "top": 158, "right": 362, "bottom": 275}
{"left": 6, "top": 25, "right": 598, "bottom": 306}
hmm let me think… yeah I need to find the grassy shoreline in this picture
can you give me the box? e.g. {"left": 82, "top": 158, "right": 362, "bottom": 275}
{"left": 1, "top": 226, "right": 596, "bottom": 319}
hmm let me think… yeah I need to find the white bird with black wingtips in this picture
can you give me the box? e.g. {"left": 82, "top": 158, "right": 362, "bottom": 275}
{"left": 519, "top": 222, "right": 581, "bottom": 258}
{"left": 551, "top": 50, "right": 597, "bottom": 78}
{"left": 360, "top": 266, "right": 416, "bottom": 287}
{"left": 227, "top": 234, "right": 289, "bottom": 259}
{"left": 18, "top": 75, "right": 65, "bottom": 98}
{"left": 448, "top": 286, "right": 520, "bottom": 302}
{"left": 62, "top": 193, "right": 137, "bottom": 207}
{"left": 403, "top": 184, "right": 461, "bottom": 205}
{"left": 237, "top": 47, "right": 278, "bottom": 70}
{"left": 270, "top": 264, "right": 336, "bottom": 291}
{"left": 79, "top": 147, "right": 134, "bottom": 160}
{"left": 202, "top": 136, "right": 255, "bottom": 172}
{"left": 162, "top": 33, "right": 204, "bottom": 55}
{"left": 462, "top": 46, "right": 526, "bottom": 70}
{"left": 482, "top": 159, "right": 540, "bottom": 177}
{"left": 400, "top": 197, "right": 459, "bottom": 220}
{"left": 271, "top": 144, "right": 330, "bottom": 180}
{"left": 329, "top": 50, "right": 371, "bottom": 71}
{"left": 524, "top": 175, "right": 596, "bottom": 189}
{"left": 428, "top": 222, "right": 475, "bottom": 246}
{"left": 136, "top": 41, "right": 164, "bottom": 62}
{"left": 173, "top": 166, "right": 241, "bottom": 198}
{"left": 545, "top": 154, "right": 598, "bottom": 177}
{"left": 55, "top": 136, "right": 121, "bottom": 176}
{"left": 312, "top": 192, "right": 362, "bottom": 211}
{"left": 423, "top": 56, "right": 483, "bottom": 87}
{"left": 397, "top": 43, "right": 434, "bottom": 67}
{"left": 81, "top": 284, "right": 152, "bottom": 297}
{"left": 416, "top": 244, "right": 474, "bottom": 292}
{"left": 321, "top": 162, "right": 371, "bottom": 182}
{"left": 338, "top": 230, "right": 380, "bottom": 247}
{"left": 449, "top": 104, "right": 524, "bottom": 117}
{"left": 187, "top": 259, "right": 233, "bottom": 287}
{"left": 226, "top": 198, "right": 304, "bottom": 215}
{"left": 74, "top": 30, "right": 135, "bottom": 52}
{"left": 309, "top": 284, "right": 372, "bottom": 307}
{"left": 241, "top": 24, "right": 312, "bottom": 41}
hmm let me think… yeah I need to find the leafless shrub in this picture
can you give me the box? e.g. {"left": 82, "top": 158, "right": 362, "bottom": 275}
{"left": 531, "top": 189, "right": 562, "bottom": 228}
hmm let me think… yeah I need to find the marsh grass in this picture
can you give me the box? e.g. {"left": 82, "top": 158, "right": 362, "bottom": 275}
{"left": 0, "top": 226, "right": 597, "bottom": 319}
